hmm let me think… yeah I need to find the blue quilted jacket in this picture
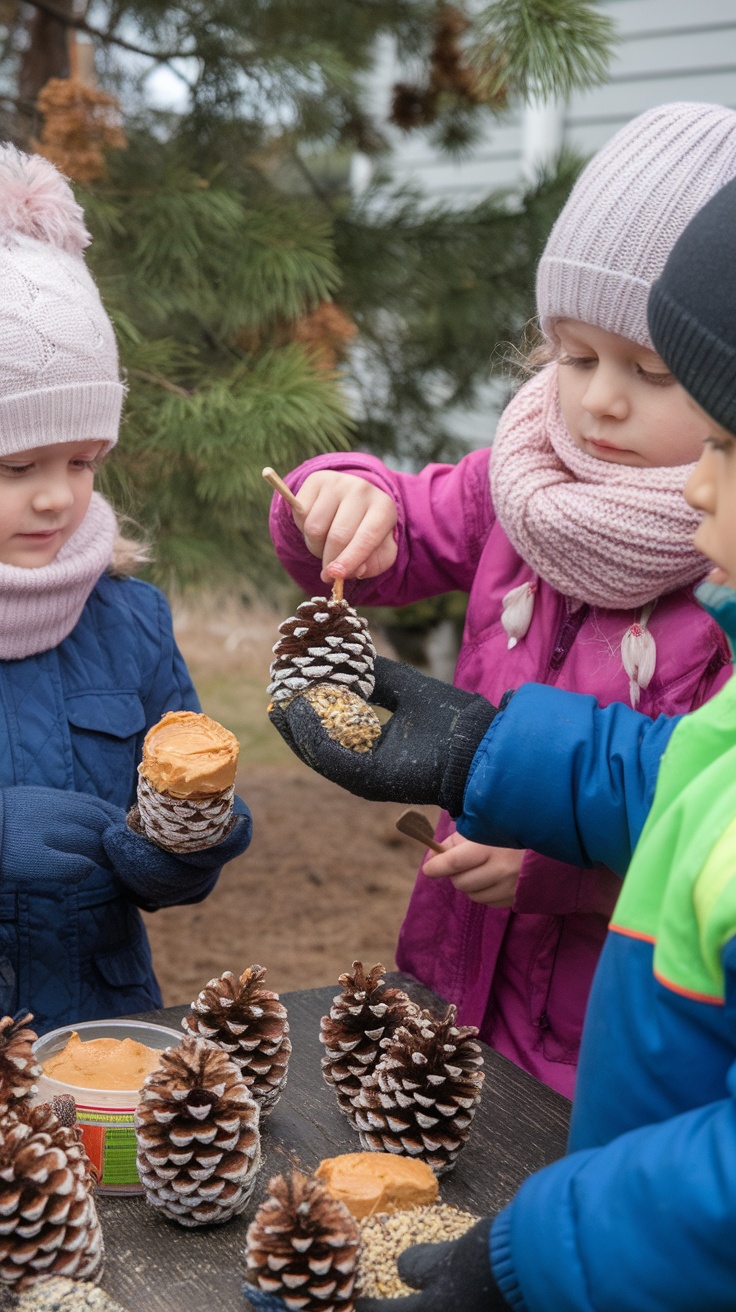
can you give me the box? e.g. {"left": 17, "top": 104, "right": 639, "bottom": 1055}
{"left": 0, "top": 572, "right": 244, "bottom": 1033}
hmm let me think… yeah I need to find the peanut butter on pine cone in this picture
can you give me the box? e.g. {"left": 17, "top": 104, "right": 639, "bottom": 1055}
{"left": 131, "top": 710, "right": 240, "bottom": 852}
{"left": 268, "top": 595, "right": 380, "bottom": 752}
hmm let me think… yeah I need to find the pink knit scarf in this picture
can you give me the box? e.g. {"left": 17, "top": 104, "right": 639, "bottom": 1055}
{"left": 491, "top": 363, "right": 706, "bottom": 607}
{"left": 490, "top": 364, "right": 709, "bottom": 705}
{"left": 0, "top": 492, "right": 117, "bottom": 659}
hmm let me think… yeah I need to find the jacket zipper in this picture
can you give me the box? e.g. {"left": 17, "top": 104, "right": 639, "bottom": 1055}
{"left": 548, "top": 604, "right": 590, "bottom": 674}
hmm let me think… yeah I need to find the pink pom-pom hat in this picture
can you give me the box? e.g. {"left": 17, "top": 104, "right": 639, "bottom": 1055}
{"left": 0, "top": 145, "right": 123, "bottom": 455}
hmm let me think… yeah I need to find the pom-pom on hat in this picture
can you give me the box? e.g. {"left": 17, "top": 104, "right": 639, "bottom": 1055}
{"left": 0, "top": 145, "right": 123, "bottom": 456}
{"left": 536, "top": 102, "right": 736, "bottom": 348}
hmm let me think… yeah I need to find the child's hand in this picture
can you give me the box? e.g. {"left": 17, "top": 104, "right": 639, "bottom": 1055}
{"left": 422, "top": 832, "right": 524, "bottom": 907}
{"left": 294, "top": 471, "right": 398, "bottom": 583}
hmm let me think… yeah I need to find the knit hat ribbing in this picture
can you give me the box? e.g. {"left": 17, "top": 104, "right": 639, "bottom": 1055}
{"left": 648, "top": 175, "right": 736, "bottom": 436}
{"left": 537, "top": 102, "right": 736, "bottom": 347}
{"left": 0, "top": 146, "right": 124, "bottom": 455}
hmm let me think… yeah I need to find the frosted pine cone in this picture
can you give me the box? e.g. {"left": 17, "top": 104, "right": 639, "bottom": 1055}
{"left": 320, "top": 963, "right": 418, "bottom": 1121}
{"left": 268, "top": 596, "right": 380, "bottom": 752}
{"left": 0, "top": 1101, "right": 104, "bottom": 1292}
{"left": 244, "top": 1171, "right": 360, "bottom": 1312}
{"left": 353, "top": 1006, "right": 484, "bottom": 1175}
{"left": 135, "top": 1037, "right": 260, "bottom": 1228}
{"left": 130, "top": 775, "right": 235, "bottom": 853}
{"left": 182, "top": 966, "right": 291, "bottom": 1117}
{"left": 0, "top": 1014, "right": 41, "bottom": 1117}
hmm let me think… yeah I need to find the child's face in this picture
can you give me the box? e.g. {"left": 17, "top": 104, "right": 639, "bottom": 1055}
{"left": 685, "top": 406, "right": 736, "bottom": 588}
{"left": 0, "top": 440, "right": 105, "bottom": 568}
{"left": 555, "top": 321, "right": 711, "bottom": 467}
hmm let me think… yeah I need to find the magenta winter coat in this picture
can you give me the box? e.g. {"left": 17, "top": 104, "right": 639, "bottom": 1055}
{"left": 270, "top": 448, "right": 731, "bottom": 1097}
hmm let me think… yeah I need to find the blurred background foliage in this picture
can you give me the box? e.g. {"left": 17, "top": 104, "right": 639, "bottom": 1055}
{"left": 0, "top": 0, "right": 613, "bottom": 604}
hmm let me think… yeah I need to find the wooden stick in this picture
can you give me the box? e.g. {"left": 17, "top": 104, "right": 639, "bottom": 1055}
{"left": 395, "top": 809, "right": 447, "bottom": 854}
{"left": 262, "top": 466, "right": 305, "bottom": 515}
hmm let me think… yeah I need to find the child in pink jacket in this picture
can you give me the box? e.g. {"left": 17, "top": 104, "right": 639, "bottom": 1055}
{"left": 270, "top": 102, "right": 736, "bottom": 1097}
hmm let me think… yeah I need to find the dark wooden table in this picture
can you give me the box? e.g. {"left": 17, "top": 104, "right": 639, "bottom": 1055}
{"left": 96, "top": 976, "right": 571, "bottom": 1311}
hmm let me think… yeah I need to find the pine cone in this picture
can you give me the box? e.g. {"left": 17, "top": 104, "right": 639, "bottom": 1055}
{"left": 182, "top": 966, "right": 291, "bottom": 1116}
{"left": 135, "top": 1037, "right": 260, "bottom": 1228}
{"left": 353, "top": 1006, "right": 484, "bottom": 1175}
{"left": 389, "top": 83, "right": 438, "bottom": 129}
{"left": 244, "top": 1170, "right": 360, "bottom": 1312}
{"left": 0, "top": 1101, "right": 104, "bottom": 1292}
{"left": 0, "top": 1014, "right": 42, "bottom": 1117}
{"left": 269, "top": 596, "right": 376, "bottom": 706}
{"left": 320, "top": 964, "right": 418, "bottom": 1121}
{"left": 129, "top": 776, "right": 236, "bottom": 853}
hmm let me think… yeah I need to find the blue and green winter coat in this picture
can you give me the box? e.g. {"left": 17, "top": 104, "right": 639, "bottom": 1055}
{"left": 457, "top": 587, "right": 736, "bottom": 1310}
{"left": 0, "top": 572, "right": 251, "bottom": 1034}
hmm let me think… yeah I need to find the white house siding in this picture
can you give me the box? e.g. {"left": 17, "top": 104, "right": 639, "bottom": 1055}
{"left": 360, "top": 1, "right": 736, "bottom": 203}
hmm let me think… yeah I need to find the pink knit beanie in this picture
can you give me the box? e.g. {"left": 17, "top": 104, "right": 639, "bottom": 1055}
{"left": 0, "top": 145, "right": 124, "bottom": 455}
{"left": 537, "top": 102, "right": 736, "bottom": 347}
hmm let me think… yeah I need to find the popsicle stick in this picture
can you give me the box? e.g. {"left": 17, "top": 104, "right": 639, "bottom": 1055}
{"left": 395, "top": 809, "right": 447, "bottom": 854}
{"left": 262, "top": 466, "right": 305, "bottom": 515}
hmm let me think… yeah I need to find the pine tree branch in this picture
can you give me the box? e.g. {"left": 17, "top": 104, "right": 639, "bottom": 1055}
{"left": 21, "top": 0, "right": 193, "bottom": 62}
{"left": 130, "top": 368, "right": 192, "bottom": 398}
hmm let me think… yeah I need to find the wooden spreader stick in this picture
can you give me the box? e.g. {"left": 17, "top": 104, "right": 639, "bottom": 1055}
{"left": 262, "top": 466, "right": 305, "bottom": 515}
{"left": 396, "top": 808, "right": 447, "bottom": 854}
{"left": 263, "top": 467, "right": 346, "bottom": 601}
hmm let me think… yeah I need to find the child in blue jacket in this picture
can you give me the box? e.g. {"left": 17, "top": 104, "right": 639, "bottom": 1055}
{"left": 0, "top": 146, "right": 251, "bottom": 1035}
{"left": 270, "top": 174, "right": 736, "bottom": 1310}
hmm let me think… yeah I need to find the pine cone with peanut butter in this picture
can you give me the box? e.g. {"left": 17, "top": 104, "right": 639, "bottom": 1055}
{"left": 128, "top": 711, "right": 240, "bottom": 853}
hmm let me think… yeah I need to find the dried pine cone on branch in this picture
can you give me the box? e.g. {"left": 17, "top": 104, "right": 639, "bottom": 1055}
{"left": 0, "top": 1100, "right": 104, "bottom": 1292}
{"left": 268, "top": 592, "right": 380, "bottom": 753}
{"left": 244, "top": 1170, "right": 360, "bottom": 1312}
{"left": 0, "top": 1013, "right": 42, "bottom": 1116}
{"left": 182, "top": 966, "right": 291, "bottom": 1116}
{"left": 353, "top": 1006, "right": 484, "bottom": 1175}
{"left": 320, "top": 963, "right": 418, "bottom": 1121}
{"left": 135, "top": 1037, "right": 260, "bottom": 1228}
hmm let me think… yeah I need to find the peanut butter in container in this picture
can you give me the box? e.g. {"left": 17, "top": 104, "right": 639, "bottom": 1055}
{"left": 33, "top": 1019, "right": 181, "bottom": 1196}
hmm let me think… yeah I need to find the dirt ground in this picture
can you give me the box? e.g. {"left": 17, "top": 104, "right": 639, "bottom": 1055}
{"left": 142, "top": 600, "right": 438, "bottom": 1005}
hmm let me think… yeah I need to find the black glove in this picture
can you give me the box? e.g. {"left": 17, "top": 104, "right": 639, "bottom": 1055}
{"left": 355, "top": 1218, "right": 510, "bottom": 1312}
{"left": 269, "top": 655, "right": 497, "bottom": 817}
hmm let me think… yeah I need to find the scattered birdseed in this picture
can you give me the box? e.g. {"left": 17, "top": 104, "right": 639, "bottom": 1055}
{"left": 356, "top": 1203, "right": 478, "bottom": 1299}
{"left": 4, "top": 1279, "right": 130, "bottom": 1312}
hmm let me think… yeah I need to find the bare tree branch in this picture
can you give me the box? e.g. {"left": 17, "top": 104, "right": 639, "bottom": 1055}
{"left": 22, "top": 0, "right": 194, "bottom": 61}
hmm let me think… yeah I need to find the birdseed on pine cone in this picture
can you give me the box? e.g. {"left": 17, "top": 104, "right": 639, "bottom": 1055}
{"left": 356, "top": 1204, "right": 478, "bottom": 1299}
{"left": 7, "top": 1279, "right": 130, "bottom": 1311}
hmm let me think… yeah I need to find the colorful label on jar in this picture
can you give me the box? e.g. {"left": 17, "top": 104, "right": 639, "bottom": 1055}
{"left": 76, "top": 1105, "right": 140, "bottom": 1193}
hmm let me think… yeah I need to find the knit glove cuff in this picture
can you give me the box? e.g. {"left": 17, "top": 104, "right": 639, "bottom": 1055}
{"left": 440, "top": 697, "right": 498, "bottom": 818}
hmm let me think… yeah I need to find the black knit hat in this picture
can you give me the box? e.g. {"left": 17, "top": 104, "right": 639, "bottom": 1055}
{"left": 648, "top": 175, "right": 736, "bottom": 436}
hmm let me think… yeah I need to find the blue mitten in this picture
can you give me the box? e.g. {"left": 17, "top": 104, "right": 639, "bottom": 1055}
{"left": 0, "top": 786, "right": 120, "bottom": 885}
{"left": 103, "top": 796, "right": 252, "bottom": 907}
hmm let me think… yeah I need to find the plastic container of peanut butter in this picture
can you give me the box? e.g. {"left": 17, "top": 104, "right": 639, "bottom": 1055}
{"left": 33, "top": 1018, "right": 181, "bottom": 1196}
